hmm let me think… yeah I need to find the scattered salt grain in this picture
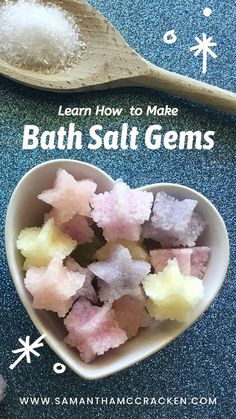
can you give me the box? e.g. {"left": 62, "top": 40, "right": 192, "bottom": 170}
{"left": 89, "top": 245, "right": 151, "bottom": 302}
{"left": 0, "top": 375, "right": 7, "bottom": 402}
{"left": 0, "top": 0, "right": 85, "bottom": 72}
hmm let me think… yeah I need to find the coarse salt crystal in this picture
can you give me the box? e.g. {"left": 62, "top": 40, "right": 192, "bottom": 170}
{"left": 0, "top": 0, "right": 85, "bottom": 72}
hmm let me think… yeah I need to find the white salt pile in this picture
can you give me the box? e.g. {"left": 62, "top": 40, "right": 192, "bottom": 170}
{"left": 0, "top": 0, "right": 85, "bottom": 72}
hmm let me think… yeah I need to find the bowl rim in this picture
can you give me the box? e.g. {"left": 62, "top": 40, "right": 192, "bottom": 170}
{"left": 5, "top": 159, "right": 230, "bottom": 380}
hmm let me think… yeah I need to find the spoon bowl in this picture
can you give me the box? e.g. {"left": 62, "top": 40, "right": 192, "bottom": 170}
{"left": 0, "top": 0, "right": 236, "bottom": 114}
{"left": 5, "top": 159, "right": 229, "bottom": 379}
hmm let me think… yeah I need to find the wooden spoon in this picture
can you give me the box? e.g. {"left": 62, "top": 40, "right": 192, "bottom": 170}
{"left": 0, "top": 0, "right": 235, "bottom": 115}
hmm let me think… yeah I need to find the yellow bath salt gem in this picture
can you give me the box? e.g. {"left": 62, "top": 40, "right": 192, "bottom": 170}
{"left": 96, "top": 239, "right": 149, "bottom": 261}
{"left": 17, "top": 218, "right": 76, "bottom": 269}
{"left": 142, "top": 259, "right": 204, "bottom": 323}
{"left": 96, "top": 242, "right": 117, "bottom": 261}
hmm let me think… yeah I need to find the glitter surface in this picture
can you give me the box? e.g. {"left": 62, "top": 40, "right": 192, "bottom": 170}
{"left": 0, "top": 1, "right": 235, "bottom": 418}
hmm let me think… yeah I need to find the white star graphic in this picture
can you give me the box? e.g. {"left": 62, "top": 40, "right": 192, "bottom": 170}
{"left": 190, "top": 34, "right": 217, "bottom": 74}
{"left": 9, "top": 334, "right": 46, "bottom": 370}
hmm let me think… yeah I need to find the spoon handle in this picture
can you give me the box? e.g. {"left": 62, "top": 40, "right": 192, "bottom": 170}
{"left": 128, "top": 63, "right": 236, "bottom": 115}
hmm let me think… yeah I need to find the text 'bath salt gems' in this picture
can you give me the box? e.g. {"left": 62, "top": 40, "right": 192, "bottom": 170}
{"left": 9, "top": 334, "right": 46, "bottom": 370}
{"left": 190, "top": 34, "right": 217, "bottom": 74}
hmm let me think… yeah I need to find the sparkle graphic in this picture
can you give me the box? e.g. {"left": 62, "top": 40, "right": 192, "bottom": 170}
{"left": 9, "top": 334, "right": 46, "bottom": 370}
{"left": 163, "top": 29, "right": 177, "bottom": 45}
{"left": 53, "top": 363, "right": 66, "bottom": 374}
{"left": 190, "top": 34, "right": 217, "bottom": 74}
{"left": 203, "top": 7, "right": 212, "bottom": 17}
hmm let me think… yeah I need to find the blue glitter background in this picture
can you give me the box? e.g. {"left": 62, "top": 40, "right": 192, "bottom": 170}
{"left": 0, "top": 1, "right": 235, "bottom": 418}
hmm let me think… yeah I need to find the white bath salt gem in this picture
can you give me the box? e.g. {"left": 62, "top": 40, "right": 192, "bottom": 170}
{"left": 203, "top": 7, "right": 212, "bottom": 17}
{"left": 163, "top": 30, "right": 177, "bottom": 45}
{"left": 53, "top": 363, "right": 66, "bottom": 374}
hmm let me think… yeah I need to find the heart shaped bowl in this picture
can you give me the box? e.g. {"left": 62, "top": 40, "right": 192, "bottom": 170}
{"left": 5, "top": 159, "right": 229, "bottom": 380}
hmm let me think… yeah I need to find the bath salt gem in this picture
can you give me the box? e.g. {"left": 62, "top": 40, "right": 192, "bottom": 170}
{"left": 150, "top": 248, "right": 192, "bottom": 275}
{"left": 142, "top": 259, "right": 204, "bottom": 323}
{"left": 97, "top": 278, "right": 144, "bottom": 302}
{"left": 60, "top": 215, "right": 94, "bottom": 244}
{"left": 24, "top": 257, "right": 86, "bottom": 317}
{"left": 17, "top": 218, "right": 76, "bottom": 269}
{"left": 91, "top": 180, "right": 153, "bottom": 241}
{"left": 89, "top": 245, "right": 151, "bottom": 302}
{"left": 66, "top": 257, "right": 97, "bottom": 303}
{"left": 152, "top": 191, "right": 197, "bottom": 232}
{"left": 150, "top": 247, "right": 210, "bottom": 278}
{"left": 190, "top": 247, "right": 210, "bottom": 278}
{"left": 143, "top": 191, "right": 206, "bottom": 247}
{"left": 64, "top": 298, "right": 127, "bottom": 363}
{"left": 96, "top": 239, "right": 149, "bottom": 261}
{"left": 113, "top": 296, "right": 151, "bottom": 338}
{"left": 38, "top": 169, "right": 97, "bottom": 224}
{"left": 0, "top": 0, "right": 85, "bottom": 72}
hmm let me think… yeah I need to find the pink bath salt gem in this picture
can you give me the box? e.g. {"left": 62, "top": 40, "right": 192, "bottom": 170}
{"left": 150, "top": 247, "right": 210, "bottom": 278}
{"left": 190, "top": 247, "right": 210, "bottom": 278}
{"left": 64, "top": 298, "right": 127, "bottom": 363}
{"left": 113, "top": 296, "right": 151, "bottom": 339}
{"left": 38, "top": 169, "right": 97, "bottom": 224}
{"left": 24, "top": 257, "right": 86, "bottom": 317}
{"left": 66, "top": 257, "right": 98, "bottom": 303}
{"left": 150, "top": 249, "right": 193, "bottom": 275}
{"left": 89, "top": 245, "right": 151, "bottom": 302}
{"left": 60, "top": 215, "right": 94, "bottom": 244}
{"left": 91, "top": 180, "right": 153, "bottom": 241}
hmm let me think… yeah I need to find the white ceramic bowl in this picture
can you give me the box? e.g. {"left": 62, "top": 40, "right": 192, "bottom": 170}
{"left": 5, "top": 159, "right": 229, "bottom": 380}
